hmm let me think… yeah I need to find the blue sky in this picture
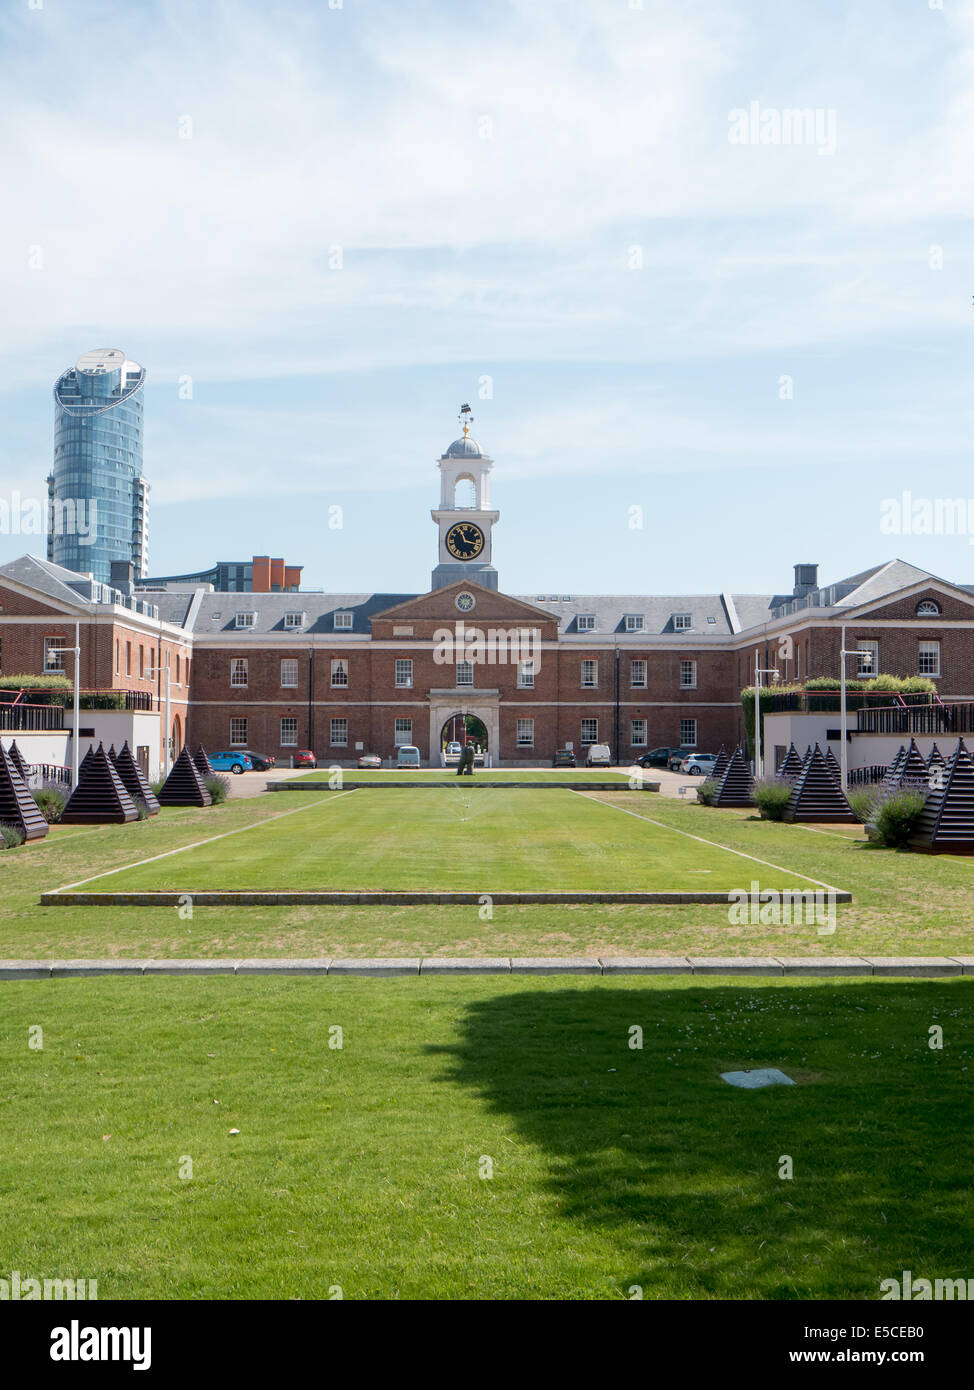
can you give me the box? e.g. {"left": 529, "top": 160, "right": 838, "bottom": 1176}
{"left": 2, "top": 0, "right": 974, "bottom": 596}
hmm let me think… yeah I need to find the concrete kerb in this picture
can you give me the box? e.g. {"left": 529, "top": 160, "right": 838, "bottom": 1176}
{"left": 39, "top": 888, "right": 855, "bottom": 907}
{"left": 1, "top": 956, "right": 972, "bottom": 980}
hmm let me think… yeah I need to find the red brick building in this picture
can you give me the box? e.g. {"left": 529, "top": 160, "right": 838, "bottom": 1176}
{"left": 5, "top": 427, "right": 974, "bottom": 770}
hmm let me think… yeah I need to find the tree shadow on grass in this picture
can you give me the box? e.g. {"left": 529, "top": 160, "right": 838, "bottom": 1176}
{"left": 435, "top": 982, "right": 974, "bottom": 1298}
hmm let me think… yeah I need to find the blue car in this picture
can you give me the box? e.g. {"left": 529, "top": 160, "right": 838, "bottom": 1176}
{"left": 208, "top": 750, "right": 253, "bottom": 774}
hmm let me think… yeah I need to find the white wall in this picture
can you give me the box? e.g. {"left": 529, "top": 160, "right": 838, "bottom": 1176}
{"left": 762, "top": 713, "right": 957, "bottom": 772}
{"left": 3, "top": 711, "right": 162, "bottom": 780}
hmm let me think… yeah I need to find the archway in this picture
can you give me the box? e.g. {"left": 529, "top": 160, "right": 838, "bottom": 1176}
{"left": 171, "top": 713, "right": 183, "bottom": 759}
{"left": 440, "top": 713, "right": 488, "bottom": 754}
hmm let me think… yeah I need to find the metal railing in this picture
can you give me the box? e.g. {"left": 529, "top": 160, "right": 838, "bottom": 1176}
{"left": 856, "top": 703, "right": 974, "bottom": 735}
{"left": 0, "top": 703, "right": 65, "bottom": 731}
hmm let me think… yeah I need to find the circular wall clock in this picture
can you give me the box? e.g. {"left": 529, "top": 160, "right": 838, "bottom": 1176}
{"left": 445, "top": 521, "right": 485, "bottom": 561}
{"left": 455, "top": 591, "right": 475, "bottom": 612}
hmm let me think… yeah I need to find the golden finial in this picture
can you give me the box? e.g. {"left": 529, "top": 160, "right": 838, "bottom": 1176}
{"left": 458, "top": 402, "right": 473, "bottom": 438}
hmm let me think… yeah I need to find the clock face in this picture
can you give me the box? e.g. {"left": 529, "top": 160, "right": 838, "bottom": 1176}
{"left": 445, "top": 522, "right": 485, "bottom": 561}
{"left": 455, "top": 591, "right": 475, "bottom": 612}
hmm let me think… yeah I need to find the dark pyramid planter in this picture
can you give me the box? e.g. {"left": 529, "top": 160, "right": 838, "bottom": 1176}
{"left": 778, "top": 743, "right": 804, "bottom": 780}
{"left": 824, "top": 747, "right": 842, "bottom": 784}
{"left": 62, "top": 743, "right": 138, "bottom": 824}
{"left": 159, "top": 747, "right": 212, "bottom": 807}
{"left": 193, "top": 745, "right": 215, "bottom": 780}
{"left": 0, "top": 743, "right": 49, "bottom": 842}
{"left": 710, "top": 746, "right": 729, "bottom": 783}
{"left": 6, "top": 739, "right": 31, "bottom": 783}
{"left": 909, "top": 739, "right": 974, "bottom": 853}
{"left": 713, "top": 746, "right": 754, "bottom": 807}
{"left": 785, "top": 745, "right": 855, "bottom": 823}
{"left": 894, "top": 738, "right": 931, "bottom": 790}
{"left": 882, "top": 746, "right": 906, "bottom": 792}
{"left": 927, "top": 743, "right": 946, "bottom": 773}
{"left": 112, "top": 740, "right": 160, "bottom": 815}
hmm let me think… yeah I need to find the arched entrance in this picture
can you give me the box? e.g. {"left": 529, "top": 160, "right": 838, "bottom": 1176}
{"left": 440, "top": 713, "right": 488, "bottom": 755}
{"left": 171, "top": 713, "right": 183, "bottom": 759}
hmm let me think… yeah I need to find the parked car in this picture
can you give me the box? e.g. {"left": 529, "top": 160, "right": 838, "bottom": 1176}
{"left": 396, "top": 744, "right": 421, "bottom": 768}
{"left": 443, "top": 741, "right": 463, "bottom": 766}
{"left": 668, "top": 751, "right": 692, "bottom": 771}
{"left": 552, "top": 748, "right": 576, "bottom": 767}
{"left": 636, "top": 747, "right": 685, "bottom": 769}
{"left": 241, "top": 750, "right": 275, "bottom": 771}
{"left": 357, "top": 753, "right": 382, "bottom": 769}
{"left": 585, "top": 743, "right": 613, "bottom": 767}
{"left": 209, "top": 750, "right": 254, "bottom": 775}
{"left": 679, "top": 752, "right": 718, "bottom": 776}
{"left": 293, "top": 749, "right": 317, "bottom": 768}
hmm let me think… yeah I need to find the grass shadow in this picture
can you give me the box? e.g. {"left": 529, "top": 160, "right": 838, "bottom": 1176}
{"left": 436, "top": 980, "right": 974, "bottom": 1298}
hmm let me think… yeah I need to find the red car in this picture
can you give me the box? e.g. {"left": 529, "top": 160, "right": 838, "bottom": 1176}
{"left": 293, "top": 749, "right": 317, "bottom": 768}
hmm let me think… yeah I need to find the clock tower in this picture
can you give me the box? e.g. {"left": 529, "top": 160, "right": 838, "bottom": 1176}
{"left": 430, "top": 405, "right": 500, "bottom": 591}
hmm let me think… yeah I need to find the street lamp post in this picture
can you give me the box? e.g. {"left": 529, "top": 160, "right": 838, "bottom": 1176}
{"left": 49, "top": 621, "right": 82, "bottom": 788}
{"left": 753, "top": 648, "right": 779, "bottom": 780}
{"left": 147, "top": 657, "right": 172, "bottom": 778}
{"left": 838, "top": 623, "right": 864, "bottom": 793}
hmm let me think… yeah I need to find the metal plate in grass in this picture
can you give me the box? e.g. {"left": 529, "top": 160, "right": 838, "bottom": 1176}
{"left": 720, "top": 1068, "right": 796, "bottom": 1089}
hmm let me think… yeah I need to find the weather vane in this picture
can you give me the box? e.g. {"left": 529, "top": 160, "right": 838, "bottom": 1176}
{"left": 458, "top": 402, "right": 474, "bottom": 437}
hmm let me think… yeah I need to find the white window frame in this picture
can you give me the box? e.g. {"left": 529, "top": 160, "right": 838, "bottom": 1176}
{"left": 395, "top": 659, "right": 413, "bottom": 688}
{"left": 630, "top": 659, "right": 647, "bottom": 689}
{"left": 280, "top": 717, "right": 298, "bottom": 747}
{"left": 230, "top": 658, "right": 248, "bottom": 688}
{"left": 918, "top": 640, "right": 941, "bottom": 677}
{"left": 580, "top": 718, "right": 598, "bottom": 744}
{"left": 630, "top": 718, "right": 647, "bottom": 746}
{"left": 856, "top": 640, "right": 879, "bottom": 677}
{"left": 331, "top": 659, "right": 349, "bottom": 688}
{"left": 456, "top": 660, "right": 474, "bottom": 687}
{"left": 577, "top": 614, "right": 596, "bottom": 631}
{"left": 334, "top": 612, "right": 353, "bottom": 630}
{"left": 44, "top": 637, "right": 66, "bottom": 673}
{"left": 517, "top": 660, "right": 535, "bottom": 689}
{"left": 673, "top": 613, "right": 692, "bottom": 631}
{"left": 516, "top": 718, "right": 534, "bottom": 747}
{"left": 230, "top": 717, "right": 248, "bottom": 746}
{"left": 916, "top": 600, "right": 940, "bottom": 617}
{"left": 235, "top": 612, "right": 256, "bottom": 629}
{"left": 679, "top": 660, "right": 697, "bottom": 689}
{"left": 330, "top": 718, "right": 348, "bottom": 747}
{"left": 284, "top": 612, "right": 305, "bottom": 630}
{"left": 581, "top": 659, "right": 598, "bottom": 689}
{"left": 280, "top": 659, "right": 298, "bottom": 688}
{"left": 679, "top": 718, "right": 697, "bottom": 747}
{"left": 394, "top": 718, "right": 412, "bottom": 747}
{"left": 624, "top": 614, "right": 644, "bottom": 632}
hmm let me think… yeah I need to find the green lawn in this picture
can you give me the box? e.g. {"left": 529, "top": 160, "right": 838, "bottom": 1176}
{"left": 73, "top": 788, "right": 830, "bottom": 894}
{"left": 0, "top": 974, "right": 970, "bottom": 1299}
{"left": 3, "top": 785, "right": 974, "bottom": 959}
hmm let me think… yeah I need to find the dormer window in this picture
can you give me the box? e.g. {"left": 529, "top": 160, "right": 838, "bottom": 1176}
{"left": 235, "top": 611, "right": 256, "bottom": 629}
{"left": 284, "top": 612, "right": 305, "bottom": 630}
{"left": 673, "top": 613, "right": 692, "bottom": 631}
{"left": 334, "top": 612, "right": 353, "bottom": 630}
{"left": 916, "top": 600, "right": 940, "bottom": 617}
{"left": 577, "top": 614, "right": 596, "bottom": 632}
{"left": 624, "top": 614, "right": 644, "bottom": 632}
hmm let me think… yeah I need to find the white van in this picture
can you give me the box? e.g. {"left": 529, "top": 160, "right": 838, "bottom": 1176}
{"left": 585, "top": 743, "right": 612, "bottom": 767}
{"left": 396, "top": 745, "right": 421, "bottom": 769}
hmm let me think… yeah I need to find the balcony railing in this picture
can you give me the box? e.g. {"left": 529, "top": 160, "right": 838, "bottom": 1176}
{"left": 761, "top": 689, "right": 934, "bottom": 716}
{"left": 0, "top": 702, "right": 65, "bottom": 731}
{"left": 856, "top": 703, "right": 974, "bottom": 735}
{"left": 0, "top": 688, "right": 156, "bottom": 714}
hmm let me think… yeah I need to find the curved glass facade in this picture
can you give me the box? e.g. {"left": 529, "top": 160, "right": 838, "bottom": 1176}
{"left": 48, "top": 349, "right": 148, "bottom": 583}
